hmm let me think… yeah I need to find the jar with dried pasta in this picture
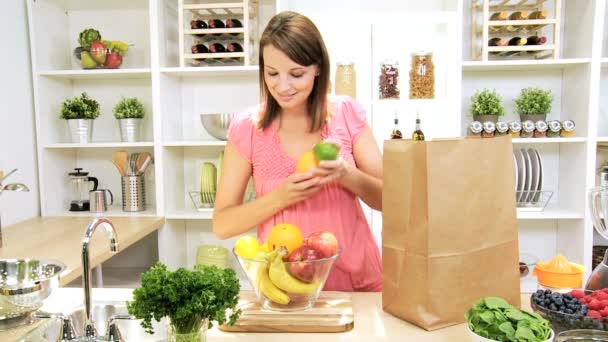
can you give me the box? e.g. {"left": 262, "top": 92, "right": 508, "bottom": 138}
{"left": 409, "top": 51, "right": 435, "bottom": 99}
{"left": 335, "top": 62, "right": 356, "bottom": 99}
{"left": 379, "top": 60, "right": 400, "bottom": 99}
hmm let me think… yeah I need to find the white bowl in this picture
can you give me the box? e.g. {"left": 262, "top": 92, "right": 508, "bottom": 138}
{"left": 467, "top": 324, "right": 554, "bottom": 342}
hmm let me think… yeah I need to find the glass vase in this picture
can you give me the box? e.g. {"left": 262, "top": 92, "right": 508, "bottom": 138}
{"left": 167, "top": 318, "right": 209, "bottom": 342}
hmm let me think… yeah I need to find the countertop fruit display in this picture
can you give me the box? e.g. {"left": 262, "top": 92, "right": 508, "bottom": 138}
{"left": 74, "top": 28, "right": 129, "bottom": 69}
{"left": 233, "top": 224, "right": 340, "bottom": 311}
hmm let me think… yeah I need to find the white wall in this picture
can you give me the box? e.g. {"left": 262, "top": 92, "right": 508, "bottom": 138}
{"left": 0, "top": 0, "right": 40, "bottom": 227}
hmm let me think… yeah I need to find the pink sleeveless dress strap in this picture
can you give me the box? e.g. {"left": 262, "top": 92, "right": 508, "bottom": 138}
{"left": 227, "top": 96, "right": 382, "bottom": 291}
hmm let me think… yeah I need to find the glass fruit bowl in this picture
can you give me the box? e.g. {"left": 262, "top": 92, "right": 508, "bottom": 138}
{"left": 530, "top": 290, "right": 608, "bottom": 333}
{"left": 233, "top": 246, "right": 339, "bottom": 312}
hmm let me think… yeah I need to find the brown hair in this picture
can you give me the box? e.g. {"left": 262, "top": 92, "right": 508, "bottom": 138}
{"left": 258, "top": 11, "right": 331, "bottom": 132}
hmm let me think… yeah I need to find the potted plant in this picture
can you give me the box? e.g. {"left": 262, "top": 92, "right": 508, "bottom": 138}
{"left": 469, "top": 89, "right": 506, "bottom": 123}
{"left": 514, "top": 87, "right": 553, "bottom": 123}
{"left": 60, "top": 92, "right": 100, "bottom": 143}
{"left": 113, "top": 97, "right": 145, "bottom": 142}
{"left": 127, "top": 262, "right": 242, "bottom": 342}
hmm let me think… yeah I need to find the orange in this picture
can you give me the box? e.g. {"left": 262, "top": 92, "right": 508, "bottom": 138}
{"left": 267, "top": 223, "right": 304, "bottom": 255}
{"left": 295, "top": 151, "right": 319, "bottom": 173}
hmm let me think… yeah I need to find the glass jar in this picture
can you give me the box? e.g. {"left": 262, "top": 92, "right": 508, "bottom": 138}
{"left": 168, "top": 318, "right": 209, "bottom": 342}
{"left": 335, "top": 62, "right": 356, "bottom": 99}
{"left": 521, "top": 120, "right": 535, "bottom": 138}
{"left": 547, "top": 120, "right": 562, "bottom": 138}
{"left": 482, "top": 121, "right": 496, "bottom": 138}
{"left": 468, "top": 121, "right": 483, "bottom": 137}
{"left": 379, "top": 60, "right": 400, "bottom": 99}
{"left": 495, "top": 121, "right": 509, "bottom": 136}
{"left": 409, "top": 52, "right": 434, "bottom": 99}
{"left": 561, "top": 120, "right": 576, "bottom": 137}
{"left": 509, "top": 121, "right": 522, "bottom": 137}
{"left": 534, "top": 120, "right": 548, "bottom": 138}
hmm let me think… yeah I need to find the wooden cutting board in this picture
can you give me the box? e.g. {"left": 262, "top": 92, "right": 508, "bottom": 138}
{"left": 219, "top": 291, "right": 354, "bottom": 333}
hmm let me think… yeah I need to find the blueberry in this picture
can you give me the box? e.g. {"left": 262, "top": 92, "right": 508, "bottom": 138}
{"left": 550, "top": 304, "right": 558, "bottom": 311}
{"left": 564, "top": 294, "right": 573, "bottom": 300}
{"left": 536, "top": 289, "right": 545, "bottom": 296}
{"left": 545, "top": 289, "right": 552, "bottom": 295}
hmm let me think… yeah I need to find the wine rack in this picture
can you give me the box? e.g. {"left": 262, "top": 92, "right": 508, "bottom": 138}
{"left": 178, "top": 0, "right": 259, "bottom": 67}
{"left": 471, "top": 0, "right": 562, "bottom": 60}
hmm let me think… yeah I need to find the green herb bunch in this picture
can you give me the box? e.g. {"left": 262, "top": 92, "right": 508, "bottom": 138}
{"left": 469, "top": 89, "right": 506, "bottom": 116}
{"left": 60, "top": 92, "right": 100, "bottom": 120}
{"left": 113, "top": 97, "right": 145, "bottom": 119}
{"left": 127, "top": 262, "right": 242, "bottom": 335}
{"left": 466, "top": 297, "right": 551, "bottom": 342}
{"left": 514, "top": 87, "right": 553, "bottom": 116}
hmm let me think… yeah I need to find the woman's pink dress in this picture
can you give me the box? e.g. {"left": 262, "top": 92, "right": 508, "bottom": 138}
{"left": 227, "top": 96, "right": 382, "bottom": 291}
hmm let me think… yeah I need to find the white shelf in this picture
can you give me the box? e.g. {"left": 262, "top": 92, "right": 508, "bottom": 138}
{"left": 163, "top": 140, "right": 226, "bottom": 147}
{"left": 462, "top": 58, "right": 591, "bottom": 72}
{"left": 166, "top": 208, "right": 213, "bottom": 220}
{"left": 512, "top": 137, "right": 586, "bottom": 144}
{"left": 597, "top": 137, "right": 608, "bottom": 143}
{"left": 517, "top": 209, "right": 584, "bottom": 220}
{"left": 602, "top": 57, "right": 608, "bottom": 65}
{"left": 37, "top": 68, "right": 152, "bottom": 80}
{"left": 160, "top": 66, "right": 258, "bottom": 77}
{"left": 47, "top": 206, "right": 158, "bottom": 217}
{"left": 44, "top": 142, "right": 154, "bottom": 149}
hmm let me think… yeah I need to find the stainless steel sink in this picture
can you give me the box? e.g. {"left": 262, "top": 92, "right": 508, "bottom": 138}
{"left": 21, "top": 302, "right": 167, "bottom": 341}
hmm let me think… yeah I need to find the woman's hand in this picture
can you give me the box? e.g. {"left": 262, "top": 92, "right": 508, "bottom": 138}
{"left": 313, "top": 158, "right": 351, "bottom": 185}
{"left": 273, "top": 172, "right": 322, "bottom": 208}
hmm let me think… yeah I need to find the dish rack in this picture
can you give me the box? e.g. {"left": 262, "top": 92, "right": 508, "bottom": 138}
{"left": 471, "top": 0, "right": 562, "bottom": 60}
{"left": 516, "top": 190, "right": 553, "bottom": 211}
{"left": 178, "top": 0, "right": 260, "bottom": 67}
{"left": 188, "top": 188, "right": 255, "bottom": 211}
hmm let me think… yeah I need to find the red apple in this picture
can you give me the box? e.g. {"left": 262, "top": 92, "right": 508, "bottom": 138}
{"left": 306, "top": 231, "right": 339, "bottom": 258}
{"left": 286, "top": 245, "right": 322, "bottom": 283}
{"left": 90, "top": 41, "right": 107, "bottom": 64}
{"left": 104, "top": 52, "right": 123, "bottom": 69}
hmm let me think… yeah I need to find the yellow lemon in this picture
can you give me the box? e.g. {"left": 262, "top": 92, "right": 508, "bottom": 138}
{"left": 234, "top": 236, "right": 260, "bottom": 259}
{"left": 260, "top": 241, "right": 270, "bottom": 253}
{"left": 295, "top": 151, "right": 319, "bottom": 173}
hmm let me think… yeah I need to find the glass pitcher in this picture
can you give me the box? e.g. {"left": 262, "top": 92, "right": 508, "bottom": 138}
{"left": 586, "top": 186, "right": 608, "bottom": 290}
{"left": 68, "top": 168, "right": 98, "bottom": 212}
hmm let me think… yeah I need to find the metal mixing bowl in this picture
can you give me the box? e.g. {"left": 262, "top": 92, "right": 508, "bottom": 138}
{"left": 0, "top": 258, "right": 66, "bottom": 320}
{"left": 200, "top": 113, "right": 234, "bottom": 140}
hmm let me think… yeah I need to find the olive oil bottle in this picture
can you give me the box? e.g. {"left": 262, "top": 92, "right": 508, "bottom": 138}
{"left": 412, "top": 116, "right": 425, "bottom": 141}
{"left": 390, "top": 110, "right": 402, "bottom": 139}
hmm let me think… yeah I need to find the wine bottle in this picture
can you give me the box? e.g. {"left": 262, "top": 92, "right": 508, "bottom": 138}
{"left": 226, "top": 18, "right": 243, "bottom": 36}
{"left": 506, "top": 11, "right": 529, "bottom": 32}
{"left": 208, "top": 19, "right": 225, "bottom": 36}
{"left": 190, "top": 19, "right": 207, "bottom": 29}
{"left": 191, "top": 44, "right": 208, "bottom": 54}
{"left": 488, "top": 11, "right": 507, "bottom": 32}
{"left": 526, "top": 35, "right": 547, "bottom": 45}
{"left": 412, "top": 116, "right": 425, "bottom": 141}
{"left": 508, "top": 37, "right": 527, "bottom": 46}
{"left": 488, "top": 37, "right": 507, "bottom": 46}
{"left": 528, "top": 9, "right": 548, "bottom": 19}
{"left": 227, "top": 42, "right": 243, "bottom": 53}
{"left": 208, "top": 43, "right": 226, "bottom": 53}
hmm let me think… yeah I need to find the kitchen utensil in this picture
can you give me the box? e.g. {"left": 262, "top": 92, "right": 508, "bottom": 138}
{"left": 129, "top": 153, "right": 139, "bottom": 175}
{"left": 516, "top": 149, "right": 526, "bottom": 203}
{"left": 528, "top": 148, "right": 540, "bottom": 204}
{"left": 112, "top": 151, "right": 128, "bottom": 176}
{"left": 554, "top": 329, "right": 608, "bottom": 341}
{"left": 513, "top": 154, "right": 518, "bottom": 194}
{"left": 89, "top": 189, "right": 114, "bottom": 213}
{"left": 136, "top": 152, "right": 152, "bottom": 175}
{"left": 200, "top": 113, "right": 234, "bottom": 140}
{"left": 533, "top": 149, "right": 543, "bottom": 203}
{"left": 0, "top": 258, "right": 66, "bottom": 323}
{"left": 121, "top": 175, "right": 145, "bottom": 212}
{"left": 522, "top": 148, "right": 533, "bottom": 203}
{"left": 68, "top": 168, "right": 98, "bottom": 212}
{"left": 468, "top": 323, "right": 553, "bottom": 342}
{"left": 219, "top": 291, "right": 353, "bottom": 333}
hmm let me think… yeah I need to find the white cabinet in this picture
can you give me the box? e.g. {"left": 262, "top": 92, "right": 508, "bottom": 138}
{"left": 26, "top": 0, "right": 608, "bottom": 292}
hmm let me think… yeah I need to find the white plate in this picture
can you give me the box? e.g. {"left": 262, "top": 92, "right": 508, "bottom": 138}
{"left": 516, "top": 149, "right": 526, "bottom": 204}
{"left": 528, "top": 148, "right": 540, "bottom": 204}
{"left": 522, "top": 148, "right": 533, "bottom": 203}
{"left": 513, "top": 153, "right": 518, "bottom": 195}
{"left": 533, "top": 149, "right": 543, "bottom": 203}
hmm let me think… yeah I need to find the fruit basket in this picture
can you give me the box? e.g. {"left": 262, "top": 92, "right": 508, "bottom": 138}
{"left": 233, "top": 246, "right": 339, "bottom": 311}
{"left": 531, "top": 289, "right": 608, "bottom": 333}
{"left": 74, "top": 28, "right": 130, "bottom": 69}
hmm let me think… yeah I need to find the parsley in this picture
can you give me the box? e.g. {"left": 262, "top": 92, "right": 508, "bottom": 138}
{"left": 126, "top": 262, "right": 242, "bottom": 335}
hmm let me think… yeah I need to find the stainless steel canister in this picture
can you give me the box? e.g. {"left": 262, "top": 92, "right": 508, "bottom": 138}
{"left": 121, "top": 176, "right": 146, "bottom": 212}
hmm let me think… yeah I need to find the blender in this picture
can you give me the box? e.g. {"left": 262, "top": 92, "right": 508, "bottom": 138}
{"left": 68, "top": 168, "right": 98, "bottom": 212}
{"left": 586, "top": 166, "right": 608, "bottom": 290}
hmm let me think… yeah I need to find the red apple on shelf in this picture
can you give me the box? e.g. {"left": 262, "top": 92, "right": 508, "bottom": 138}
{"left": 90, "top": 41, "right": 107, "bottom": 64}
{"left": 286, "top": 245, "right": 323, "bottom": 283}
{"left": 306, "top": 231, "right": 339, "bottom": 258}
{"left": 104, "top": 51, "right": 122, "bottom": 69}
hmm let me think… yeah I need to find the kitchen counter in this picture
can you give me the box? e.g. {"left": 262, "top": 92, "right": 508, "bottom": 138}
{"left": 0, "top": 216, "right": 164, "bottom": 286}
{"left": 3, "top": 288, "right": 534, "bottom": 342}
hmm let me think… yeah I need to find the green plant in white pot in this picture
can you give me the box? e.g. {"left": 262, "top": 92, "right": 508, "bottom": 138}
{"left": 514, "top": 87, "right": 552, "bottom": 123}
{"left": 469, "top": 89, "right": 506, "bottom": 123}
{"left": 113, "top": 97, "right": 145, "bottom": 142}
{"left": 60, "top": 92, "right": 100, "bottom": 143}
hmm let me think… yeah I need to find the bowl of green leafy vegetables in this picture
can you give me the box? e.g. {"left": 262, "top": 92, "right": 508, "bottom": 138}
{"left": 466, "top": 297, "right": 554, "bottom": 342}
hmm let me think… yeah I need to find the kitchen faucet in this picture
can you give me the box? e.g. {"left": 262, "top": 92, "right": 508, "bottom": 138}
{"left": 81, "top": 217, "right": 119, "bottom": 338}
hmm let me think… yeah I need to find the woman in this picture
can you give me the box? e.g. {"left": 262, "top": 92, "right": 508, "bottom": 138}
{"left": 213, "top": 11, "right": 383, "bottom": 291}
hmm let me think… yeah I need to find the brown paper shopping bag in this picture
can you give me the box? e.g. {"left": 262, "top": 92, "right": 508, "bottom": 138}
{"left": 382, "top": 136, "right": 521, "bottom": 331}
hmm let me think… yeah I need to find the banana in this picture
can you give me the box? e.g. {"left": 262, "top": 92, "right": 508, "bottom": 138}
{"left": 256, "top": 263, "right": 290, "bottom": 305}
{"left": 268, "top": 247, "right": 320, "bottom": 295}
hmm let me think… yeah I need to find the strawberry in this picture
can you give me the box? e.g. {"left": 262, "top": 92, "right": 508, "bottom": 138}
{"left": 588, "top": 310, "right": 602, "bottom": 319}
{"left": 570, "top": 289, "right": 585, "bottom": 299}
{"left": 602, "top": 288, "right": 608, "bottom": 293}
{"left": 588, "top": 299, "right": 603, "bottom": 311}
{"left": 600, "top": 308, "right": 608, "bottom": 317}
